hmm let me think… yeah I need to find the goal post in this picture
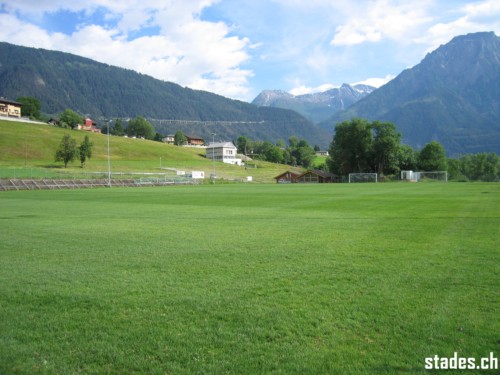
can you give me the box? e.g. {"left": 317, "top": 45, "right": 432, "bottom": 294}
{"left": 414, "top": 171, "right": 448, "bottom": 182}
{"left": 348, "top": 173, "right": 378, "bottom": 183}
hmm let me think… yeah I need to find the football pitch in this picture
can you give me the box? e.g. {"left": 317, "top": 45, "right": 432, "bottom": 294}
{"left": 0, "top": 183, "right": 498, "bottom": 374}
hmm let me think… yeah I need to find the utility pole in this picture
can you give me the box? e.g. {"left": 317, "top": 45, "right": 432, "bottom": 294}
{"left": 211, "top": 133, "right": 216, "bottom": 183}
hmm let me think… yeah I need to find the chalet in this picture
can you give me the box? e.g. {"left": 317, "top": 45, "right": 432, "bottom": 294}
{"left": 77, "top": 118, "right": 101, "bottom": 133}
{"left": 296, "top": 170, "right": 339, "bottom": 183}
{"left": 162, "top": 135, "right": 175, "bottom": 144}
{"left": 206, "top": 142, "right": 242, "bottom": 165}
{"left": 186, "top": 135, "right": 205, "bottom": 146}
{"left": 274, "top": 171, "right": 300, "bottom": 184}
{"left": 0, "top": 98, "right": 22, "bottom": 118}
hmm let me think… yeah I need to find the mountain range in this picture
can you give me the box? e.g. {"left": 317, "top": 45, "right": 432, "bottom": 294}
{"left": 320, "top": 32, "right": 500, "bottom": 156}
{"left": 252, "top": 84, "right": 375, "bottom": 123}
{"left": 1, "top": 31, "right": 499, "bottom": 156}
{"left": 0, "top": 42, "right": 330, "bottom": 148}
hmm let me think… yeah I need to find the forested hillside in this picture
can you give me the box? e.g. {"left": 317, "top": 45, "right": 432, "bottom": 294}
{"left": 321, "top": 32, "right": 500, "bottom": 156}
{"left": 0, "top": 42, "right": 330, "bottom": 148}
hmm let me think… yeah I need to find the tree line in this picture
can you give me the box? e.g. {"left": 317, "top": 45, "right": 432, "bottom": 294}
{"left": 327, "top": 118, "right": 499, "bottom": 181}
{"left": 19, "top": 97, "right": 500, "bottom": 180}
{"left": 235, "top": 135, "right": 317, "bottom": 168}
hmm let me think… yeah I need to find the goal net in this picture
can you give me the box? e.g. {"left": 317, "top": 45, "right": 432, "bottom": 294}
{"left": 414, "top": 171, "right": 448, "bottom": 182}
{"left": 348, "top": 173, "right": 378, "bottom": 183}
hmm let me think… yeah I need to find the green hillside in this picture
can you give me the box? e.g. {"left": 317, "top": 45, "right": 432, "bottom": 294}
{"left": 320, "top": 32, "right": 500, "bottom": 156}
{"left": 0, "top": 42, "right": 331, "bottom": 149}
{"left": 0, "top": 120, "right": 302, "bottom": 183}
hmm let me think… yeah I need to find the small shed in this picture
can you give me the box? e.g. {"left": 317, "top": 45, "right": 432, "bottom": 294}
{"left": 296, "top": 170, "right": 339, "bottom": 183}
{"left": 274, "top": 171, "right": 300, "bottom": 184}
{"left": 401, "top": 170, "right": 415, "bottom": 181}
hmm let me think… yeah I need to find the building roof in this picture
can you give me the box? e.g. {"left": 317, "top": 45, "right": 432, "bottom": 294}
{"left": 298, "top": 170, "right": 339, "bottom": 178}
{"left": 206, "top": 142, "right": 236, "bottom": 149}
{"left": 186, "top": 135, "right": 204, "bottom": 141}
{"left": 0, "top": 98, "right": 22, "bottom": 106}
{"left": 274, "top": 171, "right": 300, "bottom": 180}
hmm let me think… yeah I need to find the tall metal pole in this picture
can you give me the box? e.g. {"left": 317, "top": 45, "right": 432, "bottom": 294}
{"left": 107, "top": 120, "right": 111, "bottom": 187}
{"left": 211, "top": 133, "right": 216, "bottom": 183}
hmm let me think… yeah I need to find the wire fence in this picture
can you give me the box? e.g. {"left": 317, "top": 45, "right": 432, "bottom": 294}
{"left": 0, "top": 168, "right": 100, "bottom": 180}
{"left": 0, "top": 168, "right": 196, "bottom": 184}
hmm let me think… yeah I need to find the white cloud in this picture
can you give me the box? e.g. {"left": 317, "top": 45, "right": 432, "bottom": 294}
{"left": 0, "top": 0, "right": 252, "bottom": 100}
{"left": 289, "top": 74, "right": 393, "bottom": 96}
{"left": 0, "top": 14, "right": 59, "bottom": 48}
{"left": 289, "top": 83, "right": 340, "bottom": 96}
{"left": 353, "top": 75, "right": 394, "bottom": 88}
{"left": 414, "top": 0, "right": 500, "bottom": 49}
{"left": 1, "top": 0, "right": 499, "bottom": 102}
{"left": 331, "top": 0, "right": 432, "bottom": 46}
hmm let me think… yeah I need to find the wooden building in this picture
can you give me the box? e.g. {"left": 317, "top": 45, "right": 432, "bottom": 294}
{"left": 274, "top": 171, "right": 300, "bottom": 184}
{"left": 295, "top": 170, "right": 339, "bottom": 183}
{"left": 186, "top": 135, "right": 205, "bottom": 146}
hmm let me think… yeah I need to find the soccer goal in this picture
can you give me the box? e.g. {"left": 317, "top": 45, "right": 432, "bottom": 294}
{"left": 414, "top": 171, "right": 448, "bottom": 182}
{"left": 348, "top": 173, "right": 378, "bottom": 183}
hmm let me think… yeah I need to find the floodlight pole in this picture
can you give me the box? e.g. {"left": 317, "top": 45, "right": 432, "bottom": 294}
{"left": 211, "top": 132, "right": 216, "bottom": 184}
{"left": 107, "top": 120, "right": 111, "bottom": 187}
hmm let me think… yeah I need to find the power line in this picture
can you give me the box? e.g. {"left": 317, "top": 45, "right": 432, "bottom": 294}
{"left": 151, "top": 119, "right": 266, "bottom": 126}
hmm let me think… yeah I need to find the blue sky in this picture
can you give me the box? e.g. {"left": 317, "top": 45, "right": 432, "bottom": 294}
{"left": 0, "top": 0, "right": 499, "bottom": 101}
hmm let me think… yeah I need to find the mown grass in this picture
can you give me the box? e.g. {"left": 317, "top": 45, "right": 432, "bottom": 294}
{"left": 0, "top": 120, "right": 302, "bottom": 182}
{"left": 0, "top": 183, "right": 498, "bottom": 374}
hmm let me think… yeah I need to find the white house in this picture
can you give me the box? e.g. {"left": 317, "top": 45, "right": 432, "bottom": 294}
{"left": 206, "top": 142, "right": 242, "bottom": 165}
{"left": 162, "top": 135, "right": 175, "bottom": 144}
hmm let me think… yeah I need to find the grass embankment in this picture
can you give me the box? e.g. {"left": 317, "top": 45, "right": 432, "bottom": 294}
{"left": 0, "top": 183, "right": 498, "bottom": 374}
{"left": 0, "top": 120, "right": 302, "bottom": 182}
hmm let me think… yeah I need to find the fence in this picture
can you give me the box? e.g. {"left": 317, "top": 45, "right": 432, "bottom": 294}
{"left": 0, "top": 168, "right": 197, "bottom": 191}
{"left": 0, "top": 168, "right": 108, "bottom": 180}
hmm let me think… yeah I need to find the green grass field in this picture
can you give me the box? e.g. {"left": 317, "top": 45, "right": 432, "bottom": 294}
{"left": 1, "top": 183, "right": 498, "bottom": 374}
{"left": 0, "top": 120, "right": 303, "bottom": 183}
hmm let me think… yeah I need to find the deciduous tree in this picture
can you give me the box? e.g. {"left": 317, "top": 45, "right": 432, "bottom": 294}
{"left": 78, "top": 135, "right": 93, "bottom": 167}
{"left": 236, "top": 136, "right": 250, "bottom": 154}
{"left": 17, "top": 96, "right": 41, "bottom": 119}
{"left": 174, "top": 130, "right": 187, "bottom": 146}
{"left": 261, "top": 141, "right": 284, "bottom": 164}
{"left": 327, "top": 118, "right": 373, "bottom": 175}
{"left": 458, "top": 153, "right": 499, "bottom": 181}
{"left": 398, "top": 144, "right": 418, "bottom": 171}
{"left": 371, "top": 121, "right": 401, "bottom": 175}
{"left": 111, "top": 119, "right": 125, "bottom": 136}
{"left": 55, "top": 134, "right": 78, "bottom": 168}
{"left": 59, "top": 109, "right": 82, "bottom": 130}
{"left": 126, "top": 116, "right": 155, "bottom": 140}
{"left": 417, "top": 141, "right": 447, "bottom": 171}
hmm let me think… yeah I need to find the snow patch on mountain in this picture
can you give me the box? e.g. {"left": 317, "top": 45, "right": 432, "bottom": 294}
{"left": 252, "top": 83, "right": 376, "bottom": 123}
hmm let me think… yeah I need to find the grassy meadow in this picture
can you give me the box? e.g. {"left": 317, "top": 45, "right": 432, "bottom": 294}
{"left": 0, "top": 182, "right": 498, "bottom": 374}
{"left": 0, "top": 120, "right": 303, "bottom": 183}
